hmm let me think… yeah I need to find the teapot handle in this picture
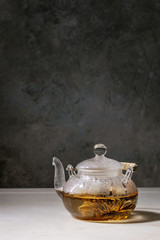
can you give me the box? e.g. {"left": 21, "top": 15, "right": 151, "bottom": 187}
{"left": 121, "top": 162, "right": 137, "bottom": 184}
{"left": 121, "top": 162, "right": 137, "bottom": 172}
{"left": 122, "top": 167, "right": 133, "bottom": 184}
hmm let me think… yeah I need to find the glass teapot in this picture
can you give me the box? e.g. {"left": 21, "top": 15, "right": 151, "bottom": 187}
{"left": 52, "top": 143, "right": 138, "bottom": 222}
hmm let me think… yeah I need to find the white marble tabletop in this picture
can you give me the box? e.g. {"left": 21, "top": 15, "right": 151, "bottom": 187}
{"left": 0, "top": 188, "right": 160, "bottom": 240}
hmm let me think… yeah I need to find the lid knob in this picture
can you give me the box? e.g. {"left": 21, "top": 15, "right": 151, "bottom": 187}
{"left": 93, "top": 143, "right": 107, "bottom": 156}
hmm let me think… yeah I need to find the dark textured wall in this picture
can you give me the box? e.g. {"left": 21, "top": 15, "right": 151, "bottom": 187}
{"left": 0, "top": 0, "right": 160, "bottom": 187}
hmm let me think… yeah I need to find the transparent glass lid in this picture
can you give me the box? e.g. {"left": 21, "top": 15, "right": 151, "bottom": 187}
{"left": 76, "top": 144, "right": 123, "bottom": 172}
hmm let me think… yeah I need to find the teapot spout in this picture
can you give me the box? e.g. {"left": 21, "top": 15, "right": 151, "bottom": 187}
{"left": 52, "top": 157, "right": 65, "bottom": 193}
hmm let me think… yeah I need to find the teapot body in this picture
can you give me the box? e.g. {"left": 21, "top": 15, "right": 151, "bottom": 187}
{"left": 59, "top": 171, "right": 138, "bottom": 221}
